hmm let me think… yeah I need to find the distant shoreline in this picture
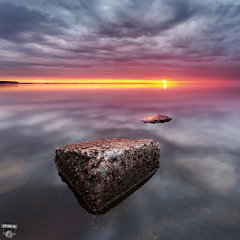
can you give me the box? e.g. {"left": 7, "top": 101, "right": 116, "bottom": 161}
{"left": 0, "top": 81, "right": 33, "bottom": 84}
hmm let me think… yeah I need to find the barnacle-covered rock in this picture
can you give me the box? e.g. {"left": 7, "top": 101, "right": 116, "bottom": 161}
{"left": 55, "top": 138, "right": 160, "bottom": 211}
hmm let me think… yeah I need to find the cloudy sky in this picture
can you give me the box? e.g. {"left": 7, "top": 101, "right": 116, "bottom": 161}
{"left": 0, "top": 0, "right": 240, "bottom": 82}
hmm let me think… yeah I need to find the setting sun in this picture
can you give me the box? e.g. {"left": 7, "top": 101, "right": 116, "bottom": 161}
{"left": 163, "top": 79, "right": 167, "bottom": 89}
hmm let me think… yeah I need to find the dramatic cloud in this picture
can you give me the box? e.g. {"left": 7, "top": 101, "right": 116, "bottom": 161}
{"left": 0, "top": 0, "right": 240, "bottom": 81}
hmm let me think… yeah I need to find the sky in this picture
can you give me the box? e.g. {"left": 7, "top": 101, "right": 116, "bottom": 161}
{"left": 0, "top": 0, "right": 240, "bottom": 83}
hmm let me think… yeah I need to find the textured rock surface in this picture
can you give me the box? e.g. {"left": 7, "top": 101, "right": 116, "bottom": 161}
{"left": 55, "top": 138, "right": 160, "bottom": 211}
{"left": 140, "top": 114, "right": 172, "bottom": 124}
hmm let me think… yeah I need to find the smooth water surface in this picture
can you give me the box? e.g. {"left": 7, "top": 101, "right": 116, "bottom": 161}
{"left": 0, "top": 83, "right": 240, "bottom": 240}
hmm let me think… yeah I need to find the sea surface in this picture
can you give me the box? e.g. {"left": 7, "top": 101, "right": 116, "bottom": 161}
{"left": 0, "top": 82, "right": 240, "bottom": 240}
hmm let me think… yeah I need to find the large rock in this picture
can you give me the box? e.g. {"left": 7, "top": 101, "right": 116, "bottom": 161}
{"left": 55, "top": 138, "right": 160, "bottom": 211}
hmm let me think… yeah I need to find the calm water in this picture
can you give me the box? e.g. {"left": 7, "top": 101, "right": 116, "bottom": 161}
{"left": 0, "top": 83, "right": 240, "bottom": 240}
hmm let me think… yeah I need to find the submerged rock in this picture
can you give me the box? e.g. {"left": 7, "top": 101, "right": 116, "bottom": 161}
{"left": 55, "top": 138, "right": 160, "bottom": 211}
{"left": 139, "top": 114, "right": 172, "bottom": 124}
{"left": 0, "top": 158, "right": 29, "bottom": 194}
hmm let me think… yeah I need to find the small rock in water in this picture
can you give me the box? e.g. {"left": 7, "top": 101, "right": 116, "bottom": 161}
{"left": 55, "top": 138, "right": 160, "bottom": 211}
{"left": 140, "top": 114, "right": 172, "bottom": 124}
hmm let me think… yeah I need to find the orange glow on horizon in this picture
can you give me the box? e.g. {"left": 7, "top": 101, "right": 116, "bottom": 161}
{"left": 0, "top": 76, "right": 235, "bottom": 85}
{"left": 0, "top": 78, "right": 184, "bottom": 90}
{"left": 0, "top": 82, "right": 179, "bottom": 90}
{"left": 15, "top": 79, "right": 175, "bottom": 84}
{"left": 0, "top": 76, "right": 188, "bottom": 84}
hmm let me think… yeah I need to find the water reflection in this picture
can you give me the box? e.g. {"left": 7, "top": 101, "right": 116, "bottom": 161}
{"left": 0, "top": 83, "right": 240, "bottom": 239}
{"left": 0, "top": 83, "right": 18, "bottom": 88}
{"left": 0, "top": 158, "right": 29, "bottom": 194}
{"left": 166, "top": 158, "right": 237, "bottom": 197}
{"left": 58, "top": 170, "right": 157, "bottom": 215}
